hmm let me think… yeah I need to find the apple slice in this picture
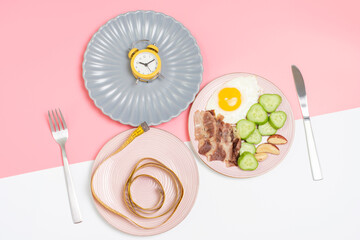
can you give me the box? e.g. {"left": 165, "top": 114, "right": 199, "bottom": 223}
{"left": 267, "top": 134, "right": 288, "bottom": 145}
{"left": 254, "top": 153, "right": 268, "bottom": 162}
{"left": 256, "top": 143, "right": 280, "bottom": 155}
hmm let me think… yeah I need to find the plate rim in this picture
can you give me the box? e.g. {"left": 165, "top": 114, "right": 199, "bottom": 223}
{"left": 91, "top": 127, "right": 200, "bottom": 236}
{"left": 188, "top": 72, "right": 296, "bottom": 178}
{"left": 82, "top": 10, "right": 203, "bottom": 126}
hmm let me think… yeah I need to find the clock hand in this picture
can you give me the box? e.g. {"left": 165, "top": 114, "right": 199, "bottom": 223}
{"left": 146, "top": 59, "right": 155, "bottom": 65}
{"left": 138, "top": 62, "right": 147, "bottom": 66}
{"left": 146, "top": 66, "right": 152, "bottom": 72}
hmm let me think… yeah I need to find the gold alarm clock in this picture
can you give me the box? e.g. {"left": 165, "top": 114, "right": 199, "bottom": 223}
{"left": 128, "top": 40, "right": 162, "bottom": 83}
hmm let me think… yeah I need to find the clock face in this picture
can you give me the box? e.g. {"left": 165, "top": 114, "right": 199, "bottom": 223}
{"left": 133, "top": 52, "right": 159, "bottom": 75}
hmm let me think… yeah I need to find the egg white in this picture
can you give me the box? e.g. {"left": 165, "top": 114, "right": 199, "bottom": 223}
{"left": 206, "top": 76, "right": 262, "bottom": 124}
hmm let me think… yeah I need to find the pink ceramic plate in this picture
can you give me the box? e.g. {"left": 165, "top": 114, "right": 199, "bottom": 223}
{"left": 188, "top": 73, "right": 295, "bottom": 178}
{"left": 91, "top": 128, "right": 199, "bottom": 236}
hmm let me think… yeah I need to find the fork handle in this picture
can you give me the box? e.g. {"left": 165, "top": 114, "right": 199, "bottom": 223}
{"left": 60, "top": 145, "right": 83, "bottom": 223}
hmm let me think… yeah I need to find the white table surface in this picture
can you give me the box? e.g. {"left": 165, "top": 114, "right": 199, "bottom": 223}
{"left": 1, "top": 108, "right": 359, "bottom": 240}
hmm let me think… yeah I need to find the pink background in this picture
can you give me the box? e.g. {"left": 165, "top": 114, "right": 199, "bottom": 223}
{"left": 1, "top": 0, "right": 359, "bottom": 178}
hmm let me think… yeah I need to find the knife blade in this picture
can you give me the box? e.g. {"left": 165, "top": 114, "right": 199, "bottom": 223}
{"left": 291, "top": 65, "right": 323, "bottom": 181}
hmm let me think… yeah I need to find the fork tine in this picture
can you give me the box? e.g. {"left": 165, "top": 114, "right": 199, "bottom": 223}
{"left": 58, "top": 108, "right": 67, "bottom": 129}
{"left": 52, "top": 110, "right": 59, "bottom": 131}
{"left": 55, "top": 109, "right": 63, "bottom": 130}
{"left": 48, "top": 111, "right": 55, "bottom": 132}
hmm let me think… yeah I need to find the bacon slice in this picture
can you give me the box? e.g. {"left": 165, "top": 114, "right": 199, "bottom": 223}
{"left": 194, "top": 110, "right": 217, "bottom": 159}
{"left": 194, "top": 110, "right": 241, "bottom": 167}
{"left": 231, "top": 137, "right": 242, "bottom": 166}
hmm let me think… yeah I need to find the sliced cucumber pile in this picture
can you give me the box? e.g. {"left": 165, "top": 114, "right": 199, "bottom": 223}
{"left": 246, "top": 129, "right": 262, "bottom": 145}
{"left": 269, "top": 111, "right": 287, "bottom": 129}
{"left": 238, "top": 152, "right": 258, "bottom": 171}
{"left": 259, "top": 94, "right": 282, "bottom": 113}
{"left": 235, "top": 93, "right": 287, "bottom": 171}
{"left": 239, "top": 142, "right": 256, "bottom": 155}
{"left": 246, "top": 103, "right": 268, "bottom": 125}
{"left": 236, "top": 119, "right": 256, "bottom": 139}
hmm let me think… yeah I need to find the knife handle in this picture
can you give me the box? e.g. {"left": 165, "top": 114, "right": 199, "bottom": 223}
{"left": 303, "top": 117, "right": 323, "bottom": 181}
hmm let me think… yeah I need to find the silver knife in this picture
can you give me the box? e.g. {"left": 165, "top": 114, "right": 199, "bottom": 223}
{"left": 291, "top": 65, "right": 323, "bottom": 181}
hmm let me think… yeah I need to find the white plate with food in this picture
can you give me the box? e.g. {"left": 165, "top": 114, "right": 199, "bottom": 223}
{"left": 188, "top": 73, "right": 295, "bottom": 178}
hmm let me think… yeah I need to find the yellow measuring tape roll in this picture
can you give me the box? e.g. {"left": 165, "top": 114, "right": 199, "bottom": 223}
{"left": 91, "top": 122, "right": 184, "bottom": 229}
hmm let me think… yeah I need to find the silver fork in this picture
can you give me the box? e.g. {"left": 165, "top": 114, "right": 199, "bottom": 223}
{"left": 48, "top": 109, "right": 82, "bottom": 224}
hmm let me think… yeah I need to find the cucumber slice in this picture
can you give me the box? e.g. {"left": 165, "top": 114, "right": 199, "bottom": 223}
{"left": 238, "top": 152, "right": 258, "bottom": 171}
{"left": 239, "top": 142, "right": 256, "bottom": 156}
{"left": 246, "top": 103, "right": 268, "bottom": 125}
{"left": 259, "top": 94, "right": 282, "bottom": 113}
{"left": 246, "top": 129, "right": 262, "bottom": 145}
{"left": 236, "top": 119, "right": 256, "bottom": 139}
{"left": 258, "top": 122, "right": 277, "bottom": 136}
{"left": 269, "top": 111, "right": 287, "bottom": 129}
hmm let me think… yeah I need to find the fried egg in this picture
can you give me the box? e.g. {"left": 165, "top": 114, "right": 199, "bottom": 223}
{"left": 206, "top": 76, "right": 262, "bottom": 124}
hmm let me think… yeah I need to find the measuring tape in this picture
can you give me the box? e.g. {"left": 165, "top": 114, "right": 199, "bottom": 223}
{"left": 90, "top": 122, "right": 184, "bottom": 229}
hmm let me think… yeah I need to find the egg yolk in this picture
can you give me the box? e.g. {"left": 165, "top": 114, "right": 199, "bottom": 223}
{"left": 218, "top": 88, "right": 241, "bottom": 111}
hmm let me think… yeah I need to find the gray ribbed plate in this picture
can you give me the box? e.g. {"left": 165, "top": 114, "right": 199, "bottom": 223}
{"left": 83, "top": 11, "right": 203, "bottom": 126}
